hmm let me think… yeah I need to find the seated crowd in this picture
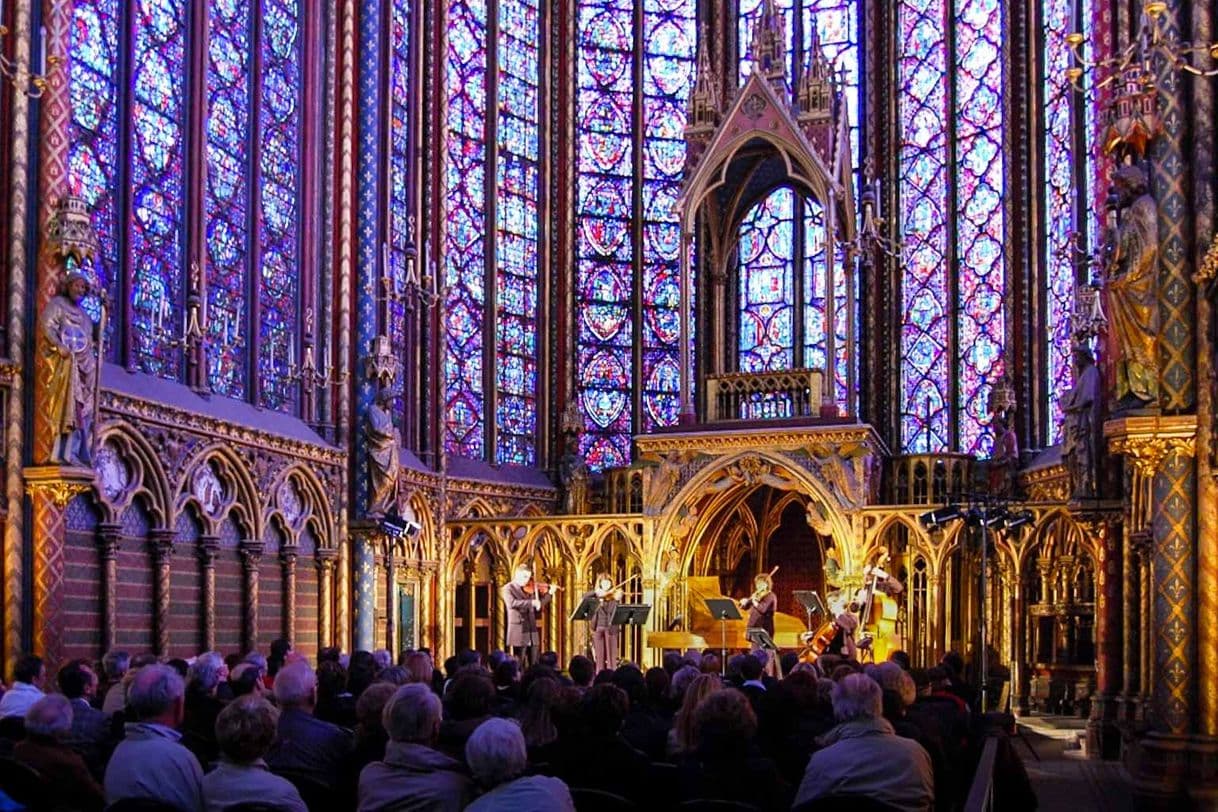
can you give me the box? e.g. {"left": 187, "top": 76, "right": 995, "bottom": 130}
{"left": 0, "top": 644, "right": 1035, "bottom": 811}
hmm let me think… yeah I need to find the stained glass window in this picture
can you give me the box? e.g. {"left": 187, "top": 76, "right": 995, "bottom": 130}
{"left": 388, "top": 0, "right": 412, "bottom": 418}
{"left": 129, "top": 0, "right": 189, "bottom": 379}
{"left": 205, "top": 0, "right": 252, "bottom": 398}
{"left": 576, "top": 0, "right": 696, "bottom": 470}
{"left": 258, "top": 0, "right": 303, "bottom": 412}
{"left": 495, "top": 0, "right": 541, "bottom": 465}
{"left": 897, "top": 0, "right": 1006, "bottom": 454}
{"left": 739, "top": 190, "right": 797, "bottom": 373}
{"left": 67, "top": 1, "right": 311, "bottom": 412}
{"left": 68, "top": 0, "right": 120, "bottom": 360}
{"left": 734, "top": 1, "right": 861, "bottom": 412}
{"left": 1043, "top": 0, "right": 1098, "bottom": 443}
{"left": 443, "top": 0, "right": 489, "bottom": 460}
{"left": 442, "top": 0, "right": 541, "bottom": 464}
{"left": 641, "top": 0, "right": 696, "bottom": 431}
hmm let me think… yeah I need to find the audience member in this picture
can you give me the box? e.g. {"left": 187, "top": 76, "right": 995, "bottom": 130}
{"left": 401, "top": 652, "right": 434, "bottom": 686}
{"left": 98, "top": 649, "right": 130, "bottom": 712}
{"left": 377, "top": 666, "right": 411, "bottom": 686}
{"left": 103, "top": 664, "right": 204, "bottom": 812}
{"left": 518, "top": 677, "right": 559, "bottom": 757}
{"left": 795, "top": 672, "right": 934, "bottom": 811}
{"left": 437, "top": 671, "right": 495, "bottom": 762}
{"left": 314, "top": 659, "right": 355, "bottom": 726}
{"left": 567, "top": 655, "right": 594, "bottom": 690}
{"left": 372, "top": 649, "right": 393, "bottom": 674}
{"left": 348, "top": 682, "right": 397, "bottom": 782}
{"left": 181, "top": 651, "right": 228, "bottom": 766}
{"left": 264, "top": 661, "right": 353, "bottom": 790}
{"left": 465, "top": 718, "right": 573, "bottom": 811}
{"left": 358, "top": 684, "right": 474, "bottom": 812}
{"left": 0, "top": 654, "right": 45, "bottom": 718}
{"left": 13, "top": 694, "right": 104, "bottom": 810}
{"left": 202, "top": 696, "right": 306, "bottom": 812}
{"left": 679, "top": 688, "right": 791, "bottom": 809}
{"left": 552, "top": 683, "right": 650, "bottom": 802}
{"left": 667, "top": 673, "right": 720, "bottom": 758}
{"left": 57, "top": 658, "right": 113, "bottom": 780}
{"left": 268, "top": 639, "right": 292, "bottom": 683}
{"left": 228, "top": 662, "right": 265, "bottom": 700}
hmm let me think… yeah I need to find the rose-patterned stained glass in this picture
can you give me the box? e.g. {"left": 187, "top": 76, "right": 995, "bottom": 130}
{"left": 443, "top": 0, "right": 488, "bottom": 459}
{"left": 954, "top": 0, "right": 1005, "bottom": 455}
{"left": 258, "top": 0, "right": 302, "bottom": 412}
{"left": 898, "top": 0, "right": 1006, "bottom": 453}
{"left": 576, "top": 0, "right": 634, "bottom": 471}
{"left": 495, "top": 0, "right": 540, "bottom": 465}
{"left": 129, "top": 0, "right": 188, "bottom": 379}
{"left": 1043, "top": 0, "right": 1075, "bottom": 443}
{"left": 68, "top": 0, "right": 120, "bottom": 360}
{"left": 739, "top": 189, "right": 796, "bottom": 372}
{"left": 897, "top": 0, "right": 950, "bottom": 452}
{"left": 389, "top": 0, "right": 412, "bottom": 418}
{"left": 204, "top": 0, "right": 251, "bottom": 398}
{"left": 641, "top": 0, "right": 695, "bottom": 431}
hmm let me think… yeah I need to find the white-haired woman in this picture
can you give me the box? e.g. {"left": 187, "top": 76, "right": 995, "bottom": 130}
{"left": 465, "top": 718, "right": 574, "bottom": 811}
{"left": 13, "top": 694, "right": 104, "bottom": 810}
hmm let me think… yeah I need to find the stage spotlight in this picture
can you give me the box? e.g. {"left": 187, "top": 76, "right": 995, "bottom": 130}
{"left": 381, "top": 514, "right": 422, "bottom": 538}
{"left": 1006, "top": 510, "right": 1034, "bottom": 530}
{"left": 919, "top": 505, "right": 963, "bottom": 530}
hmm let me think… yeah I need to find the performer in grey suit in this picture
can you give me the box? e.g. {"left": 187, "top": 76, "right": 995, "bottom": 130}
{"left": 501, "top": 566, "right": 552, "bottom": 667}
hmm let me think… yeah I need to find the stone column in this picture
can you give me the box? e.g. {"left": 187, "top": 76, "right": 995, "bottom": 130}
{"left": 240, "top": 542, "right": 264, "bottom": 652}
{"left": 317, "top": 550, "right": 337, "bottom": 649}
{"left": 1010, "top": 573, "right": 1026, "bottom": 713}
{"left": 97, "top": 523, "right": 121, "bottom": 653}
{"left": 490, "top": 562, "right": 508, "bottom": 653}
{"left": 1123, "top": 527, "right": 1146, "bottom": 716}
{"left": 150, "top": 529, "right": 174, "bottom": 658}
{"left": 1087, "top": 514, "right": 1123, "bottom": 758}
{"left": 23, "top": 468, "right": 91, "bottom": 667}
{"left": 464, "top": 560, "right": 477, "bottom": 651}
{"left": 1150, "top": 450, "right": 1196, "bottom": 735}
{"left": 929, "top": 573, "right": 945, "bottom": 661}
{"left": 384, "top": 545, "right": 397, "bottom": 656}
{"left": 199, "top": 537, "right": 219, "bottom": 652}
{"left": 282, "top": 545, "right": 298, "bottom": 645}
{"left": 353, "top": 533, "right": 377, "bottom": 651}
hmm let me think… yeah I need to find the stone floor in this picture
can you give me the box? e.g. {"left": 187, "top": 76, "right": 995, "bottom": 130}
{"left": 1017, "top": 716, "right": 1134, "bottom": 812}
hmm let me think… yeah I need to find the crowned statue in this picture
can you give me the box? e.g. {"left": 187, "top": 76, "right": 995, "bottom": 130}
{"left": 1100, "top": 164, "right": 1159, "bottom": 409}
{"left": 39, "top": 269, "right": 99, "bottom": 466}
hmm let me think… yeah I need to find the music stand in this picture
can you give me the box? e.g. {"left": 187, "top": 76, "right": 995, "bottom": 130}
{"left": 570, "top": 594, "right": 600, "bottom": 622}
{"left": 745, "top": 628, "right": 781, "bottom": 678}
{"left": 703, "top": 598, "right": 742, "bottom": 674}
{"left": 611, "top": 603, "right": 651, "bottom": 627}
{"left": 793, "top": 590, "right": 824, "bottom": 631}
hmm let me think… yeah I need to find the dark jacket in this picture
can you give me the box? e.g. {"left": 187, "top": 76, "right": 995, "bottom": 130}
{"left": 13, "top": 735, "right": 105, "bottom": 811}
{"left": 64, "top": 697, "right": 113, "bottom": 781}
{"left": 501, "top": 583, "right": 552, "bottom": 648}
{"left": 582, "top": 591, "right": 618, "bottom": 632}
{"left": 265, "top": 707, "right": 353, "bottom": 789}
{"left": 741, "top": 592, "right": 777, "bottom": 636}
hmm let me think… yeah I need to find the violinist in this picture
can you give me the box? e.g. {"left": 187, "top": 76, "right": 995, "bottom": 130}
{"left": 583, "top": 572, "right": 623, "bottom": 673}
{"left": 501, "top": 565, "right": 553, "bottom": 666}
{"left": 740, "top": 572, "right": 778, "bottom": 676}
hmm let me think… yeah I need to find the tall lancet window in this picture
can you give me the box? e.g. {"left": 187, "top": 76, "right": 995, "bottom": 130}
{"left": 69, "top": 0, "right": 314, "bottom": 414}
{"left": 442, "top": 0, "right": 542, "bottom": 465}
{"left": 897, "top": 0, "right": 1006, "bottom": 453}
{"left": 734, "top": 1, "right": 862, "bottom": 410}
{"left": 575, "top": 0, "right": 697, "bottom": 471}
{"left": 1042, "top": 0, "right": 1098, "bottom": 442}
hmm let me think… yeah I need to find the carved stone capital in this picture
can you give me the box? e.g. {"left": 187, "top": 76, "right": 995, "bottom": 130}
{"left": 280, "top": 544, "right": 299, "bottom": 567}
{"left": 23, "top": 465, "right": 93, "bottom": 508}
{"left": 198, "top": 536, "right": 220, "bottom": 566}
{"left": 97, "top": 523, "right": 122, "bottom": 558}
{"left": 1106, "top": 415, "right": 1198, "bottom": 478}
{"left": 239, "top": 542, "right": 265, "bottom": 568}
{"left": 149, "top": 529, "right": 175, "bottom": 561}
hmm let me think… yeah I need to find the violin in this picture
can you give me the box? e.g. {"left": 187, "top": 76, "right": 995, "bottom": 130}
{"left": 594, "top": 573, "right": 637, "bottom": 601}
{"left": 743, "top": 566, "right": 779, "bottom": 606}
{"left": 523, "top": 579, "right": 562, "bottom": 596}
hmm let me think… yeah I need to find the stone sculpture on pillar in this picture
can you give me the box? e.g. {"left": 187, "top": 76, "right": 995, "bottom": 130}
{"left": 38, "top": 269, "right": 99, "bottom": 466}
{"left": 365, "top": 387, "right": 400, "bottom": 518}
{"left": 1062, "top": 344, "right": 1104, "bottom": 500}
{"left": 1099, "top": 164, "right": 1159, "bottom": 410}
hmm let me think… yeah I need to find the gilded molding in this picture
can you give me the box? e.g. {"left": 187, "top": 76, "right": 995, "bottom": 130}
{"left": 23, "top": 466, "right": 94, "bottom": 508}
{"left": 1195, "top": 231, "right": 1218, "bottom": 285}
{"left": 1105, "top": 415, "right": 1198, "bottom": 477}
{"left": 634, "top": 423, "right": 887, "bottom": 457}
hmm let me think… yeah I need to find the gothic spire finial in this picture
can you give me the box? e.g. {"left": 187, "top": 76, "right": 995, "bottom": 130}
{"left": 750, "top": 0, "right": 787, "bottom": 89}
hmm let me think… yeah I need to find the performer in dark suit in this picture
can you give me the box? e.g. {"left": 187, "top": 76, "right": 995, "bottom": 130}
{"left": 501, "top": 565, "right": 552, "bottom": 666}
{"left": 583, "top": 573, "right": 622, "bottom": 674}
